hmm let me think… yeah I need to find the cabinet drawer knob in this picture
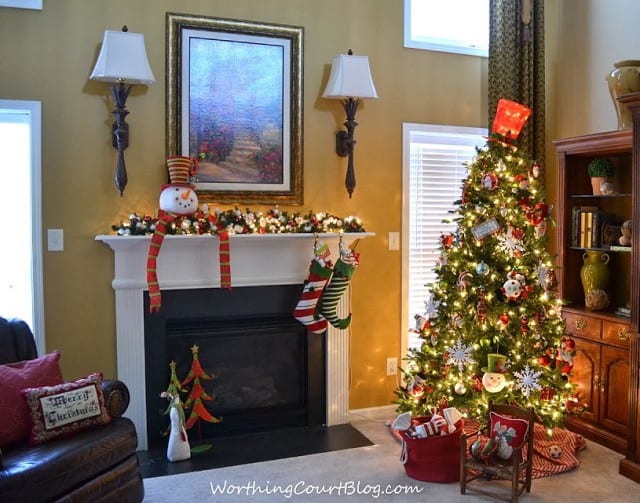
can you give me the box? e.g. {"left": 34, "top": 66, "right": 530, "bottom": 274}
{"left": 575, "top": 317, "right": 586, "bottom": 331}
{"left": 618, "top": 327, "right": 630, "bottom": 341}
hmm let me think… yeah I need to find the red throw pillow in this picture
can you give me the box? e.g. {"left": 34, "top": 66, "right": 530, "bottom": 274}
{"left": 0, "top": 352, "right": 64, "bottom": 447}
{"left": 21, "top": 372, "right": 112, "bottom": 445}
{"left": 489, "top": 411, "right": 530, "bottom": 460}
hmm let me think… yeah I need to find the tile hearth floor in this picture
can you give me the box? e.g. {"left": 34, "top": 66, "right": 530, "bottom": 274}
{"left": 137, "top": 424, "right": 372, "bottom": 478}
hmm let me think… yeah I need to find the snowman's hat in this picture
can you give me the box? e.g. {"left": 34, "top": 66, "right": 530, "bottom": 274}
{"left": 165, "top": 156, "right": 196, "bottom": 188}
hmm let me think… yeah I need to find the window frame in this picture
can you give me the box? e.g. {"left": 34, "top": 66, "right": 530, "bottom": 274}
{"left": 401, "top": 122, "right": 487, "bottom": 360}
{"left": 404, "top": 0, "right": 489, "bottom": 58}
{"left": 0, "top": 99, "right": 44, "bottom": 353}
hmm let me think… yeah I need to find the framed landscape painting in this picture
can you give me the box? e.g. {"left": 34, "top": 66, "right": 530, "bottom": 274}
{"left": 166, "top": 13, "right": 304, "bottom": 203}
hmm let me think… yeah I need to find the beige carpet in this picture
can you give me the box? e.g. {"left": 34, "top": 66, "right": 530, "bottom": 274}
{"left": 143, "top": 408, "right": 639, "bottom": 502}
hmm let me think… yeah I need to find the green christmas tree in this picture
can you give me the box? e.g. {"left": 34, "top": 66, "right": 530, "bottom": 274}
{"left": 395, "top": 100, "right": 578, "bottom": 431}
{"left": 160, "top": 360, "right": 186, "bottom": 436}
{"left": 181, "top": 344, "right": 222, "bottom": 430}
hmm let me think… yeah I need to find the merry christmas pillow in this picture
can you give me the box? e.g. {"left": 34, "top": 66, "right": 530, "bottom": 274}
{"left": 0, "top": 351, "right": 64, "bottom": 448}
{"left": 21, "top": 372, "right": 111, "bottom": 445}
{"left": 489, "top": 411, "right": 530, "bottom": 460}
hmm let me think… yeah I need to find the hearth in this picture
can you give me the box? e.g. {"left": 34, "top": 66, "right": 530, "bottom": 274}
{"left": 144, "top": 286, "right": 325, "bottom": 449}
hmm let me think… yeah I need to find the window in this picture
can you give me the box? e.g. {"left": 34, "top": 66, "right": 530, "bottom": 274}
{"left": 402, "top": 123, "right": 486, "bottom": 354}
{"left": 0, "top": 100, "right": 44, "bottom": 353}
{"left": 404, "top": 0, "right": 489, "bottom": 57}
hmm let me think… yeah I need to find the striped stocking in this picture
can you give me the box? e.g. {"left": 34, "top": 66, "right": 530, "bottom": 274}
{"left": 319, "top": 248, "right": 360, "bottom": 330}
{"left": 294, "top": 258, "right": 333, "bottom": 333}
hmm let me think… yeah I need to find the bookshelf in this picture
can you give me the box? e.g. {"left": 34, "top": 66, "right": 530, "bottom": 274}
{"left": 554, "top": 129, "right": 632, "bottom": 455}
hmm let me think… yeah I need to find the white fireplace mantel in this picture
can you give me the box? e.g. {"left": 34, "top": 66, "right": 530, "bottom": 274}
{"left": 96, "top": 232, "right": 373, "bottom": 449}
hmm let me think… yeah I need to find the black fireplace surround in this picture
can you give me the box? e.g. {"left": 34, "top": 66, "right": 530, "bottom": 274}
{"left": 144, "top": 285, "right": 326, "bottom": 449}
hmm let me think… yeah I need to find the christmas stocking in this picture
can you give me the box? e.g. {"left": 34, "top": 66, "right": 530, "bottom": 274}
{"left": 319, "top": 245, "right": 360, "bottom": 330}
{"left": 294, "top": 242, "right": 333, "bottom": 333}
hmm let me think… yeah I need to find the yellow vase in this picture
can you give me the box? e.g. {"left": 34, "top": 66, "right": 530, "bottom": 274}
{"left": 580, "top": 251, "right": 610, "bottom": 310}
{"left": 606, "top": 60, "right": 640, "bottom": 129}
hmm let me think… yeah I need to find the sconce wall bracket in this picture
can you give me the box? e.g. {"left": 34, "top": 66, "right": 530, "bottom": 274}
{"left": 111, "top": 82, "right": 133, "bottom": 196}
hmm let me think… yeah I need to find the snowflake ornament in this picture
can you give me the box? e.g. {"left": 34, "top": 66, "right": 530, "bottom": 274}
{"left": 536, "top": 261, "right": 549, "bottom": 289}
{"left": 446, "top": 339, "right": 475, "bottom": 372}
{"left": 423, "top": 292, "right": 441, "bottom": 319}
{"left": 497, "top": 229, "right": 526, "bottom": 257}
{"left": 513, "top": 364, "right": 542, "bottom": 397}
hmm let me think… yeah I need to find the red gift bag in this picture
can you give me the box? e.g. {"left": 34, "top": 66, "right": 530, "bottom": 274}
{"left": 399, "top": 415, "right": 464, "bottom": 483}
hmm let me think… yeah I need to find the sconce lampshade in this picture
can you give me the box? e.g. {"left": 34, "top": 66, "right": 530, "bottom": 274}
{"left": 322, "top": 53, "right": 378, "bottom": 100}
{"left": 491, "top": 98, "right": 531, "bottom": 139}
{"left": 90, "top": 29, "right": 155, "bottom": 85}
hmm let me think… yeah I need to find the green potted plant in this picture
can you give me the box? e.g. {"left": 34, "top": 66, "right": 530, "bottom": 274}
{"left": 587, "top": 157, "right": 615, "bottom": 195}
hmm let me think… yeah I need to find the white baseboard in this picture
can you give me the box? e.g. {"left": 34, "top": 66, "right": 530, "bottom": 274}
{"left": 349, "top": 404, "right": 397, "bottom": 422}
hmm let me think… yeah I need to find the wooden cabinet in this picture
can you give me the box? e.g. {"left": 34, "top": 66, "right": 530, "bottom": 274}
{"left": 617, "top": 93, "right": 640, "bottom": 484}
{"left": 554, "top": 131, "right": 633, "bottom": 455}
{"left": 556, "top": 95, "right": 640, "bottom": 483}
{"left": 562, "top": 308, "right": 630, "bottom": 453}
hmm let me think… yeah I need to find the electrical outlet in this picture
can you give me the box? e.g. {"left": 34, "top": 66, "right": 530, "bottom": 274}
{"left": 388, "top": 231, "right": 400, "bottom": 251}
{"left": 47, "top": 229, "right": 64, "bottom": 252}
{"left": 386, "top": 357, "right": 398, "bottom": 376}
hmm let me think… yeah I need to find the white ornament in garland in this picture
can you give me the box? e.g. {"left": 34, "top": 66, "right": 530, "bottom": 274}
{"left": 513, "top": 364, "right": 542, "bottom": 397}
{"left": 446, "top": 339, "right": 476, "bottom": 372}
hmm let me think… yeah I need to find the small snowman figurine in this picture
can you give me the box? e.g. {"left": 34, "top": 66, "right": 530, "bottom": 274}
{"left": 147, "top": 156, "right": 199, "bottom": 312}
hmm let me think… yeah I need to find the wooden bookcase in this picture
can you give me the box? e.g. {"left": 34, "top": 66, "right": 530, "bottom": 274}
{"left": 554, "top": 130, "right": 633, "bottom": 455}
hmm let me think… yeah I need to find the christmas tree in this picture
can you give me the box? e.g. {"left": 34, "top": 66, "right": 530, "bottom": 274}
{"left": 395, "top": 100, "right": 577, "bottom": 431}
{"left": 160, "top": 360, "right": 187, "bottom": 436}
{"left": 181, "top": 344, "right": 222, "bottom": 430}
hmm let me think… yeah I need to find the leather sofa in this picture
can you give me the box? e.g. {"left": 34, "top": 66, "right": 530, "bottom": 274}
{"left": 0, "top": 317, "right": 144, "bottom": 502}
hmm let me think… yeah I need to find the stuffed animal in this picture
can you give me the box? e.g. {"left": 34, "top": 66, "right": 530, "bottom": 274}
{"left": 619, "top": 220, "right": 632, "bottom": 246}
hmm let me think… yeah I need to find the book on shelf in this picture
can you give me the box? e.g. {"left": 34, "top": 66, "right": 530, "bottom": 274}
{"left": 571, "top": 206, "right": 616, "bottom": 248}
{"left": 609, "top": 245, "right": 632, "bottom": 252}
{"left": 615, "top": 306, "right": 631, "bottom": 318}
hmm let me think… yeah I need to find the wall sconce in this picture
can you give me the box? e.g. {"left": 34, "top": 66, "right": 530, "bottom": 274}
{"left": 323, "top": 50, "right": 378, "bottom": 198}
{"left": 89, "top": 26, "right": 155, "bottom": 196}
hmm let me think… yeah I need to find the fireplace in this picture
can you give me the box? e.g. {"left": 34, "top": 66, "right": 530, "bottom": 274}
{"left": 96, "top": 232, "right": 371, "bottom": 449}
{"left": 144, "top": 286, "right": 325, "bottom": 448}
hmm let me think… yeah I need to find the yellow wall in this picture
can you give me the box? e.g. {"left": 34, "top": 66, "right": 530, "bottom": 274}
{"left": 0, "top": 0, "right": 487, "bottom": 409}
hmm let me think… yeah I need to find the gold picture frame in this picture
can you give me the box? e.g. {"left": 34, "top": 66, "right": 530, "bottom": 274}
{"left": 166, "top": 12, "right": 304, "bottom": 204}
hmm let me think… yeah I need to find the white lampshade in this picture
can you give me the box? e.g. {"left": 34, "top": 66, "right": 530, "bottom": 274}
{"left": 322, "top": 53, "right": 378, "bottom": 100}
{"left": 90, "top": 29, "right": 155, "bottom": 85}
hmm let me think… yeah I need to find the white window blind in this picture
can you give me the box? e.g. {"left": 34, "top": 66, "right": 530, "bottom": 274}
{"left": 402, "top": 124, "right": 486, "bottom": 351}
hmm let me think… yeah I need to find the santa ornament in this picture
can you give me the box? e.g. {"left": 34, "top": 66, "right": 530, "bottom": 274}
{"left": 147, "top": 157, "right": 207, "bottom": 312}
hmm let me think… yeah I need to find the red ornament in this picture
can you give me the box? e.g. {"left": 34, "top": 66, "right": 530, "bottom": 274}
{"left": 541, "top": 387, "right": 555, "bottom": 401}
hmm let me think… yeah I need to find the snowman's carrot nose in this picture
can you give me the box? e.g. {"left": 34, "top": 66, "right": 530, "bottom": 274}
{"left": 181, "top": 190, "right": 190, "bottom": 200}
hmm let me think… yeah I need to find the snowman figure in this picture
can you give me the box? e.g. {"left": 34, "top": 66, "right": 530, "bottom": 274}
{"left": 147, "top": 156, "right": 199, "bottom": 312}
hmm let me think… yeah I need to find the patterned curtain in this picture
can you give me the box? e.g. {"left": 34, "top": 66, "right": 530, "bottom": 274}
{"left": 489, "top": 0, "right": 545, "bottom": 176}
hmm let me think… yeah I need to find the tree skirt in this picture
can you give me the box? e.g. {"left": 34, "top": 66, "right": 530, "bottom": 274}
{"left": 391, "top": 419, "right": 586, "bottom": 479}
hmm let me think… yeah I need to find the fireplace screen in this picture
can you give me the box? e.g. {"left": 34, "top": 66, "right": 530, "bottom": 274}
{"left": 144, "top": 286, "right": 326, "bottom": 448}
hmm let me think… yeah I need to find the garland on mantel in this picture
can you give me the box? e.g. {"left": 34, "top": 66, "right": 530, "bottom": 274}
{"left": 111, "top": 205, "right": 366, "bottom": 236}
